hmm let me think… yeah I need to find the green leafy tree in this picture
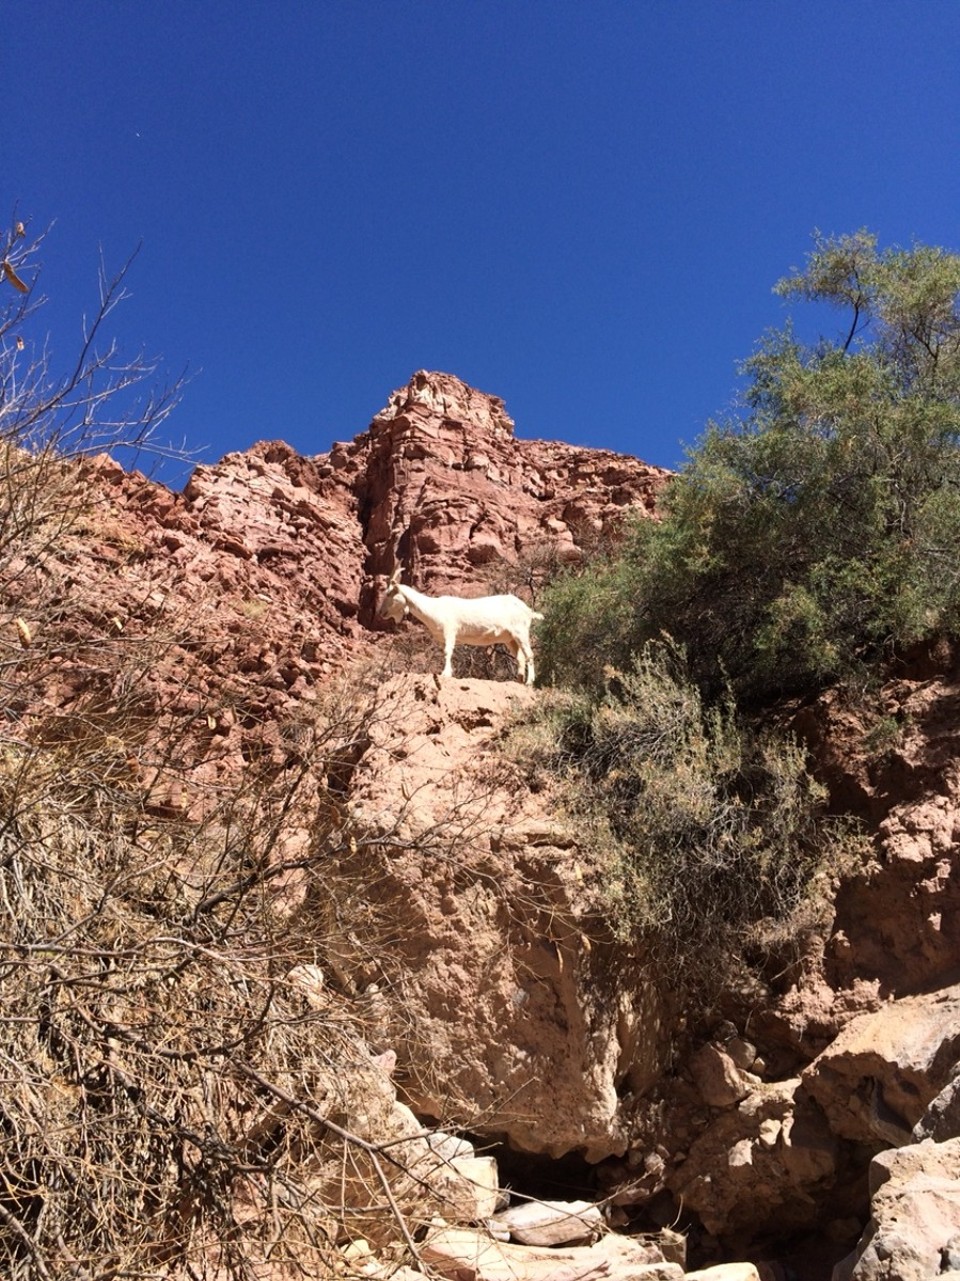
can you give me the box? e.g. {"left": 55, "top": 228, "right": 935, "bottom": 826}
{"left": 541, "top": 231, "right": 960, "bottom": 701}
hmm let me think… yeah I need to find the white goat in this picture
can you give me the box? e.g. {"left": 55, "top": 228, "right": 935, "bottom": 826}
{"left": 379, "top": 569, "right": 543, "bottom": 684}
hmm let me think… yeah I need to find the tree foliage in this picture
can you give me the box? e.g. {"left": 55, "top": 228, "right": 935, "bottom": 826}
{"left": 540, "top": 231, "right": 960, "bottom": 701}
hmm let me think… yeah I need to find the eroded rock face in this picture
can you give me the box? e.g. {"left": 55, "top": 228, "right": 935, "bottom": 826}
{"left": 795, "top": 664, "right": 960, "bottom": 1004}
{"left": 915, "top": 1070, "right": 960, "bottom": 1142}
{"left": 802, "top": 985, "right": 960, "bottom": 1147}
{"left": 650, "top": 658, "right": 960, "bottom": 1262}
{"left": 9, "top": 372, "right": 664, "bottom": 824}
{"left": 353, "top": 370, "right": 668, "bottom": 613}
{"left": 668, "top": 1080, "right": 838, "bottom": 1241}
{"left": 63, "top": 367, "right": 666, "bottom": 664}
{"left": 321, "top": 673, "right": 666, "bottom": 1161}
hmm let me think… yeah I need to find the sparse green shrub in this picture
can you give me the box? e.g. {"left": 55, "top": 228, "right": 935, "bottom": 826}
{"left": 516, "top": 639, "right": 863, "bottom": 1015}
{"left": 535, "top": 520, "right": 650, "bottom": 689}
{"left": 861, "top": 710, "right": 906, "bottom": 760}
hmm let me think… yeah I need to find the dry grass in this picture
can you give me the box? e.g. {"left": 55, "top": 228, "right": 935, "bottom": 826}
{"left": 0, "top": 650, "right": 401, "bottom": 1276}
{"left": 0, "top": 221, "right": 466, "bottom": 1275}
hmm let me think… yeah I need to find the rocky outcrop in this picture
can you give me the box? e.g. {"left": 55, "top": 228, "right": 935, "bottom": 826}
{"left": 11, "top": 372, "right": 664, "bottom": 825}
{"left": 668, "top": 1079, "right": 838, "bottom": 1243}
{"left": 801, "top": 985, "right": 960, "bottom": 1147}
{"left": 793, "top": 661, "right": 960, "bottom": 1004}
{"left": 352, "top": 371, "right": 666, "bottom": 611}
{"left": 24, "top": 355, "right": 669, "bottom": 1183}
{"left": 14, "top": 369, "right": 960, "bottom": 1278}
{"left": 45, "top": 369, "right": 665, "bottom": 694}
{"left": 318, "top": 673, "right": 665, "bottom": 1161}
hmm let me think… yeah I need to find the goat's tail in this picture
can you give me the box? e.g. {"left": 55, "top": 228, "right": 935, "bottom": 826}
{"left": 532, "top": 611, "right": 545, "bottom": 621}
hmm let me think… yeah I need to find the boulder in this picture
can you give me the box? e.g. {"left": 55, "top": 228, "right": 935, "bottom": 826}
{"left": 834, "top": 1138, "right": 960, "bottom": 1281}
{"left": 428, "top": 1155, "right": 500, "bottom": 1223}
{"left": 421, "top": 1226, "right": 682, "bottom": 1281}
{"left": 428, "top": 1131, "right": 477, "bottom": 1161}
{"left": 490, "top": 1199, "right": 603, "bottom": 1245}
{"left": 685, "top": 1267, "right": 761, "bottom": 1281}
{"left": 669, "top": 1080, "right": 837, "bottom": 1239}
{"left": 913, "top": 1068, "right": 960, "bottom": 1142}
{"left": 688, "top": 1043, "right": 755, "bottom": 1109}
{"left": 274, "top": 1052, "right": 498, "bottom": 1246}
{"left": 803, "top": 985, "right": 960, "bottom": 1145}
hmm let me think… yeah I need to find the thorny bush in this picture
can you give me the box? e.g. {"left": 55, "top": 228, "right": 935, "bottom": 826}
{"left": 0, "top": 220, "right": 454, "bottom": 1278}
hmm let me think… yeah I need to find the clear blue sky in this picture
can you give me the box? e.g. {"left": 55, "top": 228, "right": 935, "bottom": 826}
{"left": 6, "top": 2, "right": 960, "bottom": 487}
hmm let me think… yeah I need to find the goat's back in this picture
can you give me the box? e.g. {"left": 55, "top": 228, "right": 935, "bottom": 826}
{"left": 434, "top": 593, "right": 538, "bottom": 625}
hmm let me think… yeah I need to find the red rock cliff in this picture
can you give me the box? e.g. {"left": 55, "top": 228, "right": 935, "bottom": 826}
{"left": 179, "top": 369, "right": 668, "bottom": 640}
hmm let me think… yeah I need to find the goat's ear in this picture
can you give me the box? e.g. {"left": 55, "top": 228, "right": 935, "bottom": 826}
{"left": 389, "top": 567, "right": 402, "bottom": 585}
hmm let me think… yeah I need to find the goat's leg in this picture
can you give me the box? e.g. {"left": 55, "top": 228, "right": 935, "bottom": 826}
{"left": 502, "top": 636, "right": 524, "bottom": 683}
{"left": 521, "top": 640, "right": 535, "bottom": 685}
{"left": 515, "top": 646, "right": 527, "bottom": 683}
{"left": 442, "top": 630, "right": 455, "bottom": 678}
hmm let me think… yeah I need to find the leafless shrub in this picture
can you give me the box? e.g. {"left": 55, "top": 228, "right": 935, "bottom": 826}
{"left": 0, "top": 628, "right": 470, "bottom": 1275}
{"left": 479, "top": 544, "right": 569, "bottom": 608}
{"left": 479, "top": 515, "right": 631, "bottom": 606}
{"left": 378, "top": 614, "right": 523, "bottom": 682}
{"left": 0, "top": 222, "right": 481, "bottom": 1277}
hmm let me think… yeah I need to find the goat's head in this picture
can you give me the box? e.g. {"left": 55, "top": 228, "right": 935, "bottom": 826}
{"left": 378, "top": 572, "right": 407, "bottom": 623}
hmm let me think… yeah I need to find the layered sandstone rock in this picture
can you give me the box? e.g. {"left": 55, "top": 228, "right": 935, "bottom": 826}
{"left": 13, "top": 372, "right": 664, "bottom": 824}
{"left": 50, "top": 370, "right": 666, "bottom": 696}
